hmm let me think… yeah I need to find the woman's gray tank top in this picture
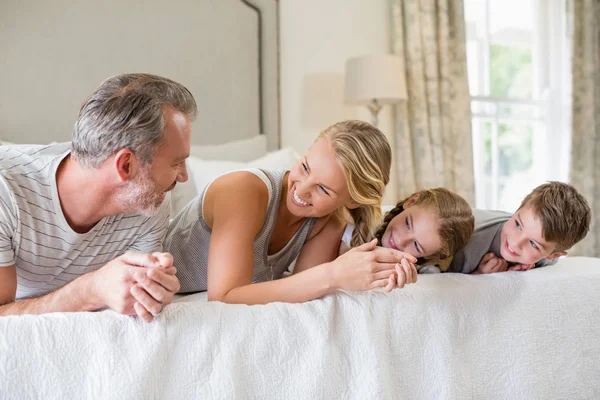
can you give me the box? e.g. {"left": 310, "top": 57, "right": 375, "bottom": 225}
{"left": 164, "top": 169, "right": 316, "bottom": 293}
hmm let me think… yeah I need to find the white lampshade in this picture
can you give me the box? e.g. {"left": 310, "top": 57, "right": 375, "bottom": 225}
{"left": 344, "top": 55, "right": 407, "bottom": 104}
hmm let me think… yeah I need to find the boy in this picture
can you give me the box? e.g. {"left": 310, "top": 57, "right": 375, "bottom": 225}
{"left": 449, "top": 182, "right": 591, "bottom": 274}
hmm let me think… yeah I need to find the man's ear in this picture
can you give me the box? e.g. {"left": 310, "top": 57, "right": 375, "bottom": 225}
{"left": 113, "top": 149, "right": 138, "bottom": 182}
{"left": 546, "top": 251, "right": 567, "bottom": 260}
{"left": 403, "top": 193, "right": 421, "bottom": 209}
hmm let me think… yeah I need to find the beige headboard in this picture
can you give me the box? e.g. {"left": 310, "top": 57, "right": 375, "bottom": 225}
{"left": 0, "top": 0, "right": 280, "bottom": 150}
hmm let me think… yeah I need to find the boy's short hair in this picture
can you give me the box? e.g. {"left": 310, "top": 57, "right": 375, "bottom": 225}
{"left": 518, "top": 181, "right": 591, "bottom": 252}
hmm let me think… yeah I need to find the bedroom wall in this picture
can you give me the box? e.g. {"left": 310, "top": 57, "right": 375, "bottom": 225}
{"left": 2, "top": 0, "right": 398, "bottom": 202}
{"left": 0, "top": 0, "right": 263, "bottom": 147}
{"left": 279, "top": 0, "right": 397, "bottom": 202}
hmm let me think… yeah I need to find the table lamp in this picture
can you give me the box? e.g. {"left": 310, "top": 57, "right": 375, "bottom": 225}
{"left": 344, "top": 55, "right": 407, "bottom": 127}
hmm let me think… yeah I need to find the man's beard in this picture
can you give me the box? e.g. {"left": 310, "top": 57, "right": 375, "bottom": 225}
{"left": 118, "top": 168, "right": 166, "bottom": 217}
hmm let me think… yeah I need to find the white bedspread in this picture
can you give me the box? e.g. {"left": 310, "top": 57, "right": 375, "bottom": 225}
{"left": 1, "top": 257, "right": 599, "bottom": 399}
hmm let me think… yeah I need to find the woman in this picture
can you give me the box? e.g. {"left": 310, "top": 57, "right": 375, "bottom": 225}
{"left": 164, "top": 120, "right": 418, "bottom": 304}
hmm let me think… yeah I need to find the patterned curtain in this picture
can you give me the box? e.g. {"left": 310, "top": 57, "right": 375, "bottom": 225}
{"left": 390, "top": 0, "right": 474, "bottom": 204}
{"left": 570, "top": 0, "right": 600, "bottom": 257}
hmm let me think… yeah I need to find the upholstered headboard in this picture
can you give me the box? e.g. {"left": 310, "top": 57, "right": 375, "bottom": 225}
{"left": 0, "top": 0, "right": 280, "bottom": 150}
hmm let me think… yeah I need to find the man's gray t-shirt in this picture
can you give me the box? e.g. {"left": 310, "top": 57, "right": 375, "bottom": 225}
{"left": 450, "top": 209, "right": 557, "bottom": 274}
{"left": 0, "top": 143, "right": 170, "bottom": 299}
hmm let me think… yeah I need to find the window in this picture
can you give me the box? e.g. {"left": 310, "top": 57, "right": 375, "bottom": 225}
{"left": 465, "top": 0, "right": 572, "bottom": 211}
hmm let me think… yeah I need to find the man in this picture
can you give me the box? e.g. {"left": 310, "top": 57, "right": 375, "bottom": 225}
{"left": 0, "top": 73, "right": 197, "bottom": 322}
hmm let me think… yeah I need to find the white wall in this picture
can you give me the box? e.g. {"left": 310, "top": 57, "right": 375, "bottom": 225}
{"left": 0, "top": 0, "right": 269, "bottom": 147}
{"left": 279, "top": 0, "right": 398, "bottom": 203}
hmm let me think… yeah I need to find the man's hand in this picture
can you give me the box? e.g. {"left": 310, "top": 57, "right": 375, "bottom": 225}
{"left": 474, "top": 252, "right": 508, "bottom": 274}
{"left": 131, "top": 252, "right": 181, "bottom": 323}
{"left": 90, "top": 251, "right": 180, "bottom": 323}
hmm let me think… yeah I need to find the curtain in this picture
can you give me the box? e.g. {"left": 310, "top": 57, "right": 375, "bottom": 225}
{"left": 570, "top": 0, "right": 600, "bottom": 257}
{"left": 390, "top": 0, "right": 474, "bottom": 204}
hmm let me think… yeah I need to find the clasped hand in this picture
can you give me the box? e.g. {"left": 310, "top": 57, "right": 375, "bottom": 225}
{"left": 331, "top": 239, "right": 418, "bottom": 293}
{"left": 92, "top": 251, "right": 180, "bottom": 323}
{"left": 476, "top": 252, "right": 535, "bottom": 274}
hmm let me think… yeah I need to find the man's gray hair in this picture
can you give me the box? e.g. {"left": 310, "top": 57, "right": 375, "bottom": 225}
{"left": 72, "top": 73, "right": 198, "bottom": 168}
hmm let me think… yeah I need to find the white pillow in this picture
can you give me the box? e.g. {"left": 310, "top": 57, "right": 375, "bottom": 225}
{"left": 186, "top": 158, "right": 245, "bottom": 195}
{"left": 189, "top": 135, "right": 267, "bottom": 162}
{"left": 188, "top": 147, "right": 300, "bottom": 194}
{"left": 170, "top": 169, "right": 199, "bottom": 217}
{"left": 247, "top": 147, "right": 300, "bottom": 170}
{"left": 170, "top": 147, "right": 300, "bottom": 216}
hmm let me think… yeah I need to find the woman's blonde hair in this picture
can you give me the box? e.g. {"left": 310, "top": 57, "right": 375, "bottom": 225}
{"left": 374, "top": 188, "right": 474, "bottom": 260}
{"left": 318, "top": 120, "right": 392, "bottom": 247}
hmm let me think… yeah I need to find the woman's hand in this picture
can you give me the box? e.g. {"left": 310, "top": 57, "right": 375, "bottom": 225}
{"left": 328, "top": 239, "right": 418, "bottom": 292}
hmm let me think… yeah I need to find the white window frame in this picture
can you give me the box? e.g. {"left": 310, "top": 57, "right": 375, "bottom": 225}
{"left": 467, "top": 0, "right": 571, "bottom": 210}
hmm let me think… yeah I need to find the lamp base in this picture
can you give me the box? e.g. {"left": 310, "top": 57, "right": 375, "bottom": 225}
{"left": 366, "top": 99, "right": 382, "bottom": 127}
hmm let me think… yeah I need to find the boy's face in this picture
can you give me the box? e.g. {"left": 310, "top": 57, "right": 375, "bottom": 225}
{"left": 500, "top": 206, "right": 566, "bottom": 264}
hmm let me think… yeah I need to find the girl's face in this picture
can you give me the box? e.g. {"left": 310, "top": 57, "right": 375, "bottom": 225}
{"left": 286, "top": 138, "right": 356, "bottom": 218}
{"left": 380, "top": 196, "right": 442, "bottom": 259}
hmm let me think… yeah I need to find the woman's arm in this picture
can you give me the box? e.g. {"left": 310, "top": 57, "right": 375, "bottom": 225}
{"left": 213, "top": 239, "right": 418, "bottom": 305}
{"left": 204, "top": 172, "right": 418, "bottom": 305}
{"left": 338, "top": 242, "right": 350, "bottom": 256}
{"left": 202, "top": 172, "right": 269, "bottom": 301}
{"left": 205, "top": 172, "right": 338, "bottom": 304}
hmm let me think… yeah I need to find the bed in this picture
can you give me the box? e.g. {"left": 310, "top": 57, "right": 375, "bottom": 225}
{"left": 2, "top": 1, "right": 600, "bottom": 399}
{"left": 1, "top": 257, "right": 599, "bottom": 399}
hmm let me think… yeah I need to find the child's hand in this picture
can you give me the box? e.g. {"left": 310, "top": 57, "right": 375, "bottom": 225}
{"left": 383, "top": 259, "right": 418, "bottom": 292}
{"left": 476, "top": 252, "right": 508, "bottom": 274}
{"left": 508, "top": 263, "right": 535, "bottom": 271}
{"left": 395, "top": 259, "right": 418, "bottom": 288}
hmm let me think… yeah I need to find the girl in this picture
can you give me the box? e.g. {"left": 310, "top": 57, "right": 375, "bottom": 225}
{"left": 340, "top": 188, "right": 475, "bottom": 286}
{"left": 164, "top": 120, "right": 418, "bottom": 304}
